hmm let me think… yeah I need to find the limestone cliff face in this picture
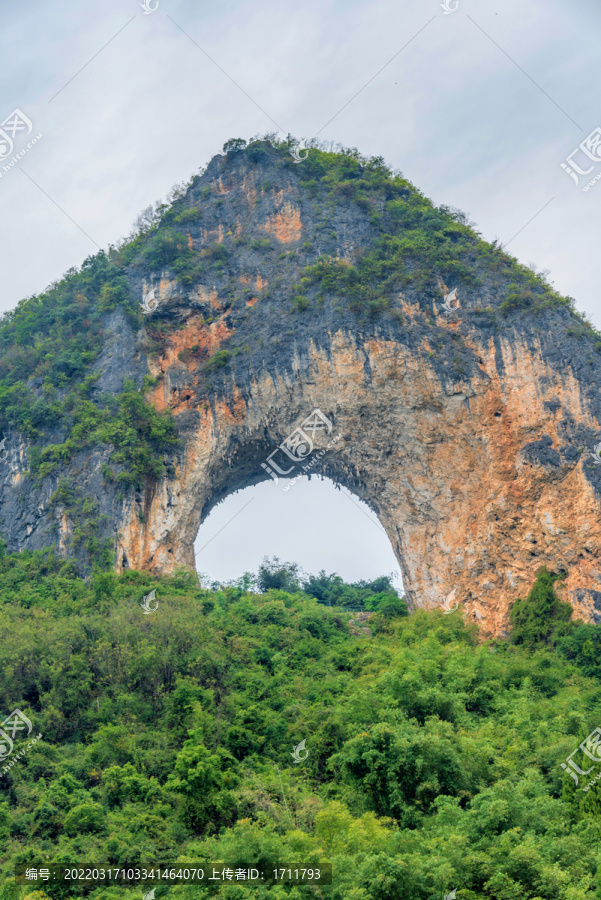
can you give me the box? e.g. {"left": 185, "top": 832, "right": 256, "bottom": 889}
{"left": 1, "top": 142, "right": 601, "bottom": 637}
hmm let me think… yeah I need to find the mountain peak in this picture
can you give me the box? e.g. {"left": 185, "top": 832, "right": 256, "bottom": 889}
{"left": 1, "top": 138, "right": 600, "bottom": 636}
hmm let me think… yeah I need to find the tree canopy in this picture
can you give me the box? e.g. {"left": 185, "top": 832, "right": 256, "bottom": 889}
{"left": 0, "top": 552, "right": 600, "bottom": 899}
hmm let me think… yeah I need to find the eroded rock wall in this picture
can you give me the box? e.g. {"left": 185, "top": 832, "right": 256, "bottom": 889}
{"left": 2, "top": 145, "right": 601, "bottom": 637}
{"left": 117, "top": 299, "right": 601, "bottom": 638}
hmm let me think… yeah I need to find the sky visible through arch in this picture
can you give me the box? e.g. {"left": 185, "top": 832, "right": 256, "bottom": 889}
{"left": 193, "top": 477, "right": 404, "bottom": 587}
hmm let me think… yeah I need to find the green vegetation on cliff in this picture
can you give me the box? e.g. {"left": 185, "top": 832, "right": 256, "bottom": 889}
{"left": 256, "top": 137, "right": 583, "bottom": 323}
{"left": 28, "top": 377, "right": 180, "bottom": 487}
{"left": 509, "top": 567, "right": 573, "bottom": 648}
{"left": 0, "top": 254, "right": 125, "bottom": 438}
{"left": 0, "top": 251, "right": 179, "bottom": 491}
{"left": 0, "top": 553, "right": 600, "bottom": 900}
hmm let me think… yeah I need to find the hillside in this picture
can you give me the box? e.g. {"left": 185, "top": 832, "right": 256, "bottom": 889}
{"left": 0, "top": 549, "right": 601, "bottom": 899}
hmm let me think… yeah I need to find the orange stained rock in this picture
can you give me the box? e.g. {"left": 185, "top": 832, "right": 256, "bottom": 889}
{"left": 147, "top": 314, "right": 233, "bottom": 413}
{"left": 261, "top": 203, "right": 302, "bottom": 243}
{"left": 120, "top": 324, "right": 601, "bottom": 639}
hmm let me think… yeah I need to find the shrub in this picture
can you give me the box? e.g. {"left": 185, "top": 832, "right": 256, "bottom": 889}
{"left": 63, "top": 802, "right": 106, "bottom": 835}
{"left": 141, "top": 229, "right": 189, "bottom": 269}
{"left": 292, "top": 295, "right": 310, "bottom": 311}
{"left": 222, "top": 138, "right": 247, "bottom": 154}
{"left": 509, "top": 567, "right": 573, "bottom": 647}
{"left": 202, "top": 349, "right": 231, "bottom": 374}
{"left": 202, "top": 243, "right": 229, "bottom": 263}
{"left": 257, "top": 557, "right": 301, "bottom": 592}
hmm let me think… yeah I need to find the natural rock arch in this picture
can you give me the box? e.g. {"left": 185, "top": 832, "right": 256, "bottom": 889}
{"left": 1, "top": 141, "right": 601, "bottom": 638}
{"left": 116, "top": 312, "right": 601, "bottom": 639}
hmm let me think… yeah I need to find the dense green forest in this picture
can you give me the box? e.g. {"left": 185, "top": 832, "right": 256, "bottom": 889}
{"left": 0, "top": 549, "right": 600, "bottom": 900}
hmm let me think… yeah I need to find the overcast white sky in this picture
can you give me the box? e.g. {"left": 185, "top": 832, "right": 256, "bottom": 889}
{"left": 1, "top": 0, "right": 599, "bottom": 584}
